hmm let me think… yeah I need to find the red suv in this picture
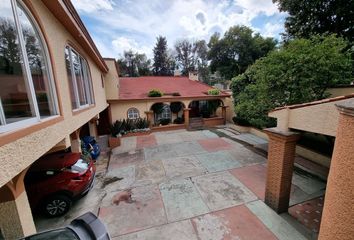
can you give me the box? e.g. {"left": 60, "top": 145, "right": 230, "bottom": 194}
{"left": 25, "top": 151, "right": 96, "bottom": 217}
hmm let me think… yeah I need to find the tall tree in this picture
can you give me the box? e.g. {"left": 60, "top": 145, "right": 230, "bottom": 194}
{"left": 194, "top": 40, "right": 209, "bottom": 82}
{"left": 208, "top": 25, "right": 276, "bottom": 80}
{"left": 153, "top": 36, "right": 170, "bottom": 76}
{"left": 117, "top": 50, "right": 151, "bottom": 77}
{"left": 174, "top": 39, "right": 209, "bottom": 81}
{"left": 273, "top": 0, "right": 354, "bottom": 42}
{"left": 174, "top": 39, "right": 196, "bottom": 75}
{"left": 230, "top": 35, "right": 353, "bottom": 128}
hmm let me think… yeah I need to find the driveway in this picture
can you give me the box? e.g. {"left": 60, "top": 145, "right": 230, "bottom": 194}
{"left": 35, "top": 128, "right": 324, "bottom": 239}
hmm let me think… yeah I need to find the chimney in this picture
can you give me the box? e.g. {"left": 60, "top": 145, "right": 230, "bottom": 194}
{"left": 188, "top": 71, "right": 198, "bottom": 81}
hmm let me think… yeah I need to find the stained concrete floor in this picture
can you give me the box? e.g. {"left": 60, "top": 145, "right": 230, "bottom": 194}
{"left": 34, "top": 129, "right": 325, "bottom": 239}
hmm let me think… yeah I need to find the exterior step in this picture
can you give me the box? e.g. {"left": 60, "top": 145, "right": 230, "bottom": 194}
{"left": 189, "top": 118, "right": 204, "bottom": 129}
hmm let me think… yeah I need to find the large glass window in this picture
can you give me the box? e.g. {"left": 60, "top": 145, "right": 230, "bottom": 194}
{"left": 65, "top": 46, "right": 94, "bottom": 110}
{"left": 0, "top": 0, "right": 58, "bottom": 132}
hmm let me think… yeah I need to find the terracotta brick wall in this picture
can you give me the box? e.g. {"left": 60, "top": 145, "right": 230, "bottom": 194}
{"left": 264, "top": 129, "right": 299, "bottom": 213}
{"left": 319, "top": 112, "right": 354, "bottom": 240}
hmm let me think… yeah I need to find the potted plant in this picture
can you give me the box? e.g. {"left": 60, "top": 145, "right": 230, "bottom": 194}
{"left": 148, "top": 89, "right": 163, "bottom": 97}
{"left": 109, "top": 120, "right": 123, "bottom": 148}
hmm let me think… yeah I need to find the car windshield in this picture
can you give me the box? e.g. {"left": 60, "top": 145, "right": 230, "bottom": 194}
{"left": 22, "top": 228, "right": 79, "bottom": 240}
{"left": 70, "top": 159, "right": 89, "bottom": 173}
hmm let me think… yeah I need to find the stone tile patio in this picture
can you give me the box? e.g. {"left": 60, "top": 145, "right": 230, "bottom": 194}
{"left": 98, "top": 129, "right": 321, "bottom": 239}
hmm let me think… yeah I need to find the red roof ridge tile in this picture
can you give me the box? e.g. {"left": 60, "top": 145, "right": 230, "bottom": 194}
{"left": 269, "top": 93, "right": 354, "bottom": 113}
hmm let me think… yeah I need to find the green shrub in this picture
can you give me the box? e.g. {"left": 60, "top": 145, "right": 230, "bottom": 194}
{"left": 110, "top": 118, "right": 150, "bottom": 136}
{"left": 159, "top": 118, "right": 170, "bottom": 125}
{"left": 207, "top": 89, "right": 220, "bottom": 95}
{"left": 151, "top": 103, "right": 164, "bottom": 114}
{"left": 170, "top": 102, "right": 183, "bottom": 113}
{"left": 231, "top": 35, "right": 353, "bottom": 129}
{"left": 148, "top": 89, "right": 163, "bottom": 97}
{"left": 232, "top": 116, "right": 251, "bottom": 126}
{"left": 173, "top": 117, "right": 184, "bottom": 124}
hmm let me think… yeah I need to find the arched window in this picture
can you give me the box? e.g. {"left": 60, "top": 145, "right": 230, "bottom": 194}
{"left": 0, "top": 0, "right": 58, "bottom": 133}
{"left": 65, "top": 46, "right": 94, "bottom": 109}
{"left": 127, "top": 108, "right": 139, "bottom": 119}
{"left": 157, "top": 104, "right": 171, "bottom": 120}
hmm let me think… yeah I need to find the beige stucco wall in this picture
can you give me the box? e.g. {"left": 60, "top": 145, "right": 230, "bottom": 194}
{"left": 327, "top": 87, "right": 354, "bottom": 97}
{"left": 0, "top": 0, "right": 108, "bottom": 187}
{"left": 110, "top": 101, "right": 150, "bottom": 121}
{"left": 104, "top": 59, "right": 120, "bottom": 100}
{"left": 224, "top": 96, "right": 235, "bottom": 122}
{"left": 269, "top": 99, "right": 351, "bottom": 137}
{"left": 0, "top": 191, "right": 36, "bottom": 238}
{"left": 110, "top": 97, "right": 230, "bottom": 125}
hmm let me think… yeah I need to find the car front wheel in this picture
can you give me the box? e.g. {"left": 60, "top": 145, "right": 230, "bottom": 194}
{"left": 44, "top": 195, "right": 72, "bottom": 217}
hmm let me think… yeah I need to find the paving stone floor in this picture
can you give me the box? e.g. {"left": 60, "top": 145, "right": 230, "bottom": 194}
{"left": 34, "top": 128, "right": 324, "bottom": 239}
{"left": 98, "top": 129, "right": 323, "bottom": 239}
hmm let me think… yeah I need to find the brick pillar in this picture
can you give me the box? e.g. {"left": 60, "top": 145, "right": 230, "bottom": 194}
{"left": 145, "top": 111, "right": 154, "bottom": 128}
{"left": 319, "top": 100, "right": 354, "bottom": 240}
{"left": 70, "top": 130, "right": 81, "bottom": 153}
{"left": 263, "top": 128, "right": 300, "bottom": 213}
{"left": 0, "top": 171, "right": 36, "bottom": 239}
{"left": 183, "top": 108, "right": 190, "bottom": 128}
{"left": 221, "top": 106, "right": 228, "bottom": 124}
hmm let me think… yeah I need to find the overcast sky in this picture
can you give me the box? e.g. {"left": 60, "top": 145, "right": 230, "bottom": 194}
{"left": 72, "top": 0, "right": 287, "bottom": 59}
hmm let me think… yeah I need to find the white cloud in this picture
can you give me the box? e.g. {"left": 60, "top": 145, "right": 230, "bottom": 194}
{"left": 71, "top": 0, "right": 114, "bottom": 13}
{"left": 72, "top": 0, "right": 286, "bottom": 58}
{"left": 262, "top": 22, "right": 284, "bottom": 38}
{"left": 112, "top": 37, "right": 153, "bottom": 58}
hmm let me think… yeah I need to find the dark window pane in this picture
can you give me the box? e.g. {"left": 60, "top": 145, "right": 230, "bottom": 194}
{"left": 65, "top": 47, "right": 77, "bottom": 109}
{"left": 0, "top": 0, "right": 35, "bottom": 125}
{"left": 16, "top": 3, "right": 57, "bottom": 118}
{"left": 72, "top": 50, "right": 87, "bottom": 106}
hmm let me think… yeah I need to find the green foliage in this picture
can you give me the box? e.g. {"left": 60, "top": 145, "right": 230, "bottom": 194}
{"left": 208, "top": 100, "right": 221, "bottom": 115}
{"left": 148, "top": 89, "right": 163, "bottom": 97}
{"left": 231, "top": 35, "right": 353, "bottom": 128}
{"left": 201, "top": 100, "right": 221, "bottom": 118}
{"left": 151, "top": 102, "right": 164, "bottom": 114}
{"left": 232, "top": 116, "right": 251, "bottom": 127}
{"left": 208, "top": 25, "right": 276, "bottom": 80}
{"left": 207, "top": 89, "right": 220, "bottom": 95}
{"left": 174, "top": 39, "right": 209, "bottom": 78}
{"left": 170, "top": 102, "right": 183, "bottom": 113}
{"left": 173, "top": 117, "right": 184, "bottom": 124}
{"left": 110, "top": 118, "right": 150, "bottom": 137}
{"left": 153, "top": 36, "right": 174, "bottom": 76}
{"left": 117, "top": 50, "right": 151, "bottom": 77}
{"left": 273, "top": 0, "right": 354, "bottom": 42}
{"left": 159, "top": 118, "right": 170, "bottom": 125}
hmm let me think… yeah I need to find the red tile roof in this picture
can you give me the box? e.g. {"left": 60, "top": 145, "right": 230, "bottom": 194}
{"left": 269, "top": 93, "right": 354, "bottom": 112}
{"left": 119, "top": 76, "right": 230, "bottom": 100}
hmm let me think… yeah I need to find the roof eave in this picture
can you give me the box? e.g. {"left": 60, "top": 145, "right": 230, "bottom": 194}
{"left": 42, "top": 0, "right": 108, "bottom": 73}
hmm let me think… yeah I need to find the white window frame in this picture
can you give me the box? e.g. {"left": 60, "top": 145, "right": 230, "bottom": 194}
{"left": 0, "top": 0, "right": 59, "bottom": 133}
{"left": 65, "top": 46, "right": 95, "bottom": 110}
{"left": 127, "top": 108, "right": 140, "bottom": 119}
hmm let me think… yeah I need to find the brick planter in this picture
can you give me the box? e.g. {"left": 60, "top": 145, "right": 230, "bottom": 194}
{"left": 152, "top": 124, "right": 185, "bottom": 132}
{"left": 122, "top": 131, "right": 151, "bottom": 138}
{"left": 108, "top": 136, "right": 121, "bottom": 148}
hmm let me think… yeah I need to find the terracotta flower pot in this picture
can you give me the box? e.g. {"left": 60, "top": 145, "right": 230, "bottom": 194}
{"left": 108, "top": 136, "right": 121, "bottom": 148}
